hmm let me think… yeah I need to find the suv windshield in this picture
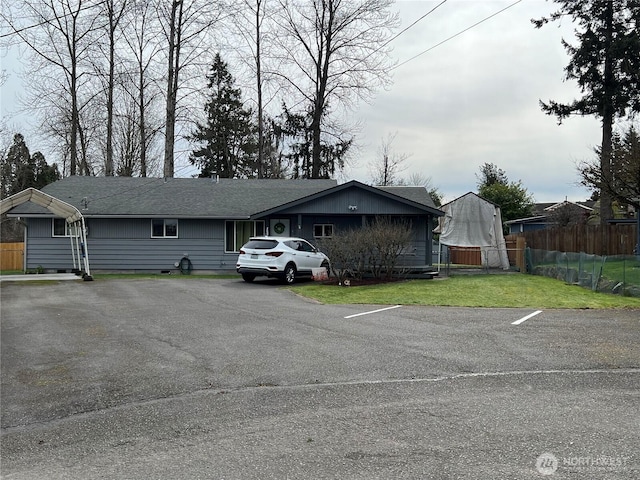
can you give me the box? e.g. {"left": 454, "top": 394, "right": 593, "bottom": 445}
{"left": 244, "top": 239, "right": 279, "bottom": 249}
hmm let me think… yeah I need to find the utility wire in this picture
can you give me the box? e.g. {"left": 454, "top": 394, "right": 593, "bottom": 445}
{"left": 0, "top": 0, "right": 108, "bottom": 39}
{"left": 392, "top": 0, "right": 523, "bottom": 71}
{"left": 351, "top": 0, "right": 448, "bottom": 71}
{"left": 384, "top": 0, "right": 448, "bottom": 51}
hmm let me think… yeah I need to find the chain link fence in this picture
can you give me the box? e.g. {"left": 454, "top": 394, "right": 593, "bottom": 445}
{"left": 526, "top": 248, "right": 640, "bottom": 297}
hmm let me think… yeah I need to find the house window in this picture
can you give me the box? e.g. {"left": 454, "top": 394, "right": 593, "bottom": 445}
{"left": 225, "top": 220, "right": 265, "bottom": 252}
{"left": 313, "top": 224, "right": 334, "bottom": 238}
{"left": 151, "top": 219, "right": 178, "bottom": 238}
{"left": 52, "top": 218, "right": 71, "bottom": 237}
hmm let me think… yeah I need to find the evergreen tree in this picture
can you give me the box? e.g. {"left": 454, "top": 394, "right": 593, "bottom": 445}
{"left": 580, "top": 124, "right": 640, "bottom": 211}
{"left": 1, "top": 134, "right": 60, "bottom": 198}
{"left": 189, "top": 54, "right": 257, "bottom": 178}
{"left": 271, "top": 105, "right": 351, "bottom": 179}
{"left": 533, "top": 1, "right": 640, "bottom": 224}
{"left": 1, "top": 134, "right": 60, "bottom": 241}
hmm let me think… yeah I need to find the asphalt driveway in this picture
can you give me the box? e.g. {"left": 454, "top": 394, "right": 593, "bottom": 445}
{"left": 1, "top": 278, "right": 638, "bottom": 479}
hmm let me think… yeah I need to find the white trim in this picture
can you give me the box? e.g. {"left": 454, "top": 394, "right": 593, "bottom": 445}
{"left": 313, "top": 223, "right": 334, "bottom": 238}
{"left": 52, "top": 218, "right": 72, "bottom": 237}
{"left": 151, "top": 218, "right": 179, "bottom": 238}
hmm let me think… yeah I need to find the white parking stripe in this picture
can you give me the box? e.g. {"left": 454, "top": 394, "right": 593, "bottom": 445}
{"left": 345, "top": 305, "right": 402, "bottom": 319}
{"left": 512, "top": 310, "right": 543, "bottom": 325}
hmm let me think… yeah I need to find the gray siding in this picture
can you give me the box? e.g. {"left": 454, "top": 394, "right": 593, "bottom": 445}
{"left": 25, "top": 218, "right": 237, "bottom": 272}
{"left": 25, "top": 211, "right": 436, "bottom": 272}
{"left": 276, "top": 189, "right": 428, "bottom": 215}
{"left": 276, "top": 214, "right": 434, "bottom": 266}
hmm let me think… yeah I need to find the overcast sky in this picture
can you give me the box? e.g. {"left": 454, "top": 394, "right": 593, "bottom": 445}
{"left": 344, "top": 0, "right": 605, "bottom": 203}
{"left": 0, "top": 0, "right": 612, "bottom": 203}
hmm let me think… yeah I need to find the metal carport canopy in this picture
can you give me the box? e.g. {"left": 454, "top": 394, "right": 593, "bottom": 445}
{"left": 0, "top": 187, "right": 92, "bottom": 279}
{"left": 0, "top": 187, "right": 83, "bottom": 222}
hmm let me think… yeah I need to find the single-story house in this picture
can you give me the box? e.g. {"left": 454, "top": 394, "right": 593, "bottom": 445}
{"left": 5, "top": 176, "right": 443, "bottom": 273}
{"left": 505, "top": 200, "right": 595, "bottom": 234}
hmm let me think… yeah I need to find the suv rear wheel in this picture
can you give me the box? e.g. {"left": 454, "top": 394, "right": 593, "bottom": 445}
{"left": 242, "top": 273, "right": 256, "bottom": 283}
{"left": 283, "top": 264, "right": 296, "bottom": 284}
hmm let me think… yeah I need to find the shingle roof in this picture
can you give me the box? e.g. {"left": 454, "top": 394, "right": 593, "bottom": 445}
{"left": 8, "top": 177, "right": 443, "bottom": 218}
{"left": 10, "top": 176, "right": 338, "bottom": 218}
{"left": 377, "top": 186, "right": 439, "bottom": 210}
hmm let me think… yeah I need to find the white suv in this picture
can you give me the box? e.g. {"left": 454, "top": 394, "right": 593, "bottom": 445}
{"left": 236, "top": 236, "right": 330, "bottom": 284}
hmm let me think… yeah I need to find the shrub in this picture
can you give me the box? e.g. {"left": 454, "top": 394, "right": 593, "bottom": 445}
{"left": 319, "top": 216, "right": 414, "bottom": 284}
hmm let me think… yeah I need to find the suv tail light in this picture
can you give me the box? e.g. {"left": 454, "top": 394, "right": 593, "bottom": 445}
{"left": 239, "top": 249, "right": 246, "bottom": 255}
{"left": 266, "top": 251, "right": 283, "bottom": 257}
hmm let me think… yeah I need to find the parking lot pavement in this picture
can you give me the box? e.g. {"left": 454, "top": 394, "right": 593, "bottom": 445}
{"left": 1, "top": 278, "right": 639, "bottom": 479}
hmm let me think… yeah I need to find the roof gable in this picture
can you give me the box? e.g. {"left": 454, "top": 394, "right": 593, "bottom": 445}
{"left": 250, "top": 180, "right": 443, "bottom": 218}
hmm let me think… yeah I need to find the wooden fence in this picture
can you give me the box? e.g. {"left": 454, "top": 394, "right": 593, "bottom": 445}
{"left": 448, "top": 236, "right": 526, "bottom": 271}
{"left": 513, "top": 224, "right": 638, "bottom": 256}
{"left": 1, "top": 242, "right": 24, "bottom": 271}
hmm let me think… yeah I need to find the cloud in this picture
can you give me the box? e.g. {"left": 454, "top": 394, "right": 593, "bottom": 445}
{"left": 346, "top": 0, "right": 605, "bottom": 202}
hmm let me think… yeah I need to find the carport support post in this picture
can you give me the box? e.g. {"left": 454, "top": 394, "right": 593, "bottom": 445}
{"left": 69, "top": 222, "right": 80, "bottom": 273}
{"left": 80, "top": 217, "right": 92, "bottom": 280}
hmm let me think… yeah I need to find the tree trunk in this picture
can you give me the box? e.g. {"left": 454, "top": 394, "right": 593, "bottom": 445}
{"left": 255, "top": 0, "right": 264, "bottom": 178}
{"left": 599, "top": 0, "right": 615, "bottom": 253}
{"left": 105, "top": 17, "right": 115, "bottom": 176}
{"left": 163, "top": 1, "right": 182, "bottom": 179}
{"left": 70, "top": 56, "right": 79, "bottom": 176}
{"left": 139, "top": 63, "right": 147, "bottom": 177}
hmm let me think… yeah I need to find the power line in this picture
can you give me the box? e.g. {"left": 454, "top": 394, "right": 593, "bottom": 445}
{"left": 0, "top": 1, "right": 108, "bottom": 39}
{"left": 392, "top": 0, "right": 523, "bottom": 71}
{"left": 351, "top": 0, "right": 448, "bottom": 71}
{"left": 384, "top": 0, "right": 448, "bottom": 50}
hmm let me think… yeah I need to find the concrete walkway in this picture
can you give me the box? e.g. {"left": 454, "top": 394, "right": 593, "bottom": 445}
{"left": 0, "top": 273, "right": 83, "bottom": 283}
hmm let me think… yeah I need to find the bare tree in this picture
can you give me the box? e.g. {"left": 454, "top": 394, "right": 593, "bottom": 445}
{"left": 96, "top": 0, "right": 129, "bottom": 176}
{"left": 275, "top": 0, "right": 399, "bottom": 178}
{"left": 119, "top": 0, "right": 164, "bottom": 177}
{"left": 369, "top": 132, "right": 409, "bottom": 186}
{"left": 231, "top": 0, "right": 277, "bottom": 178}
{"left": 5, "top": 0, "right": 104, "bottom": 176}
{"left": 158, "top": 0, "right": 225, "bottom": 178}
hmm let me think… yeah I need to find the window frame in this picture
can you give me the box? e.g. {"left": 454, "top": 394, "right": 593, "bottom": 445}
{"left": 52, "top": 218, "right": 71, "bottom": 237}
{"left": 225, "top": 220, "right": 265, "bottom": 253}
{"left": 313, "top": 223, "right": 334, "bottom": 238}
{"left": 151, "top": 219, "right": 179, "bottom": 238}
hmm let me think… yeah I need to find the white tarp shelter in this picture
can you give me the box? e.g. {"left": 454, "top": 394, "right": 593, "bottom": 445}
{"left": 0, "top": 188, "right": 92, "bottom": 279}
{"left": 435, "top": 192, "right": 510, "bottom": 270}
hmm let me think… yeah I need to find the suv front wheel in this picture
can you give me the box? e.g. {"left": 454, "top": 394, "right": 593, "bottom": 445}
{"left": 283, "top": 264, "right": 296, "bottom": 284}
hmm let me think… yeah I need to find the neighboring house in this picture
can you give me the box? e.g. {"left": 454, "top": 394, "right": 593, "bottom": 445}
{"left": 505, "top": 200, "right": 595, "bottom": 234}
{"left": 6, "top": 176, "right": 443, "bottom": 273}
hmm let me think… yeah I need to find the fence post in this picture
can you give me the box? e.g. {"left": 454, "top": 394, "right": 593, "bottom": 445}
{"left": 516, "top": 237, "right": 526, "bottom": 272}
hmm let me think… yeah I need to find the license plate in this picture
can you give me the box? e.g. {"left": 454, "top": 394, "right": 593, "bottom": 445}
{"left": 251, "top": 254, "right": 258, "bottom": 259}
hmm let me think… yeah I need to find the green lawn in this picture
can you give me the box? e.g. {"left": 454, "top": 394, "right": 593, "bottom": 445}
{"left": 600, "top": 257, "right": 640, "bottom": 285}
{"left": 289, "top": 274, "right": 640, "bottom": 309}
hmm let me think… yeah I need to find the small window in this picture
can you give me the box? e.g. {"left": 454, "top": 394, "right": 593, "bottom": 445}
{"left": 313, "top": 224, "right": 333, "bottom": 238}
{"left": 151, "top": 219, "right": 178, "bottom": 238}
{"left": 52, "top": 218, "right": 71, "bottom": 237}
